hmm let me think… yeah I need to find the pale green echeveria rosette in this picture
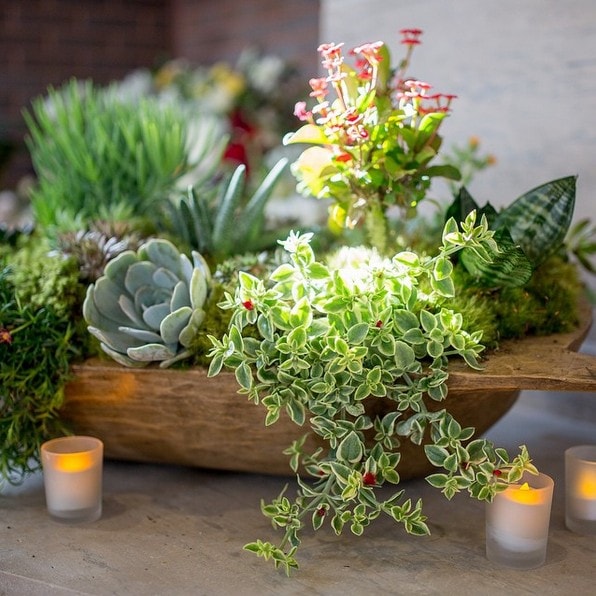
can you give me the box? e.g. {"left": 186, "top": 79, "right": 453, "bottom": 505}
{"left": 83, "top": 238, "right": 211, "bottom": 368}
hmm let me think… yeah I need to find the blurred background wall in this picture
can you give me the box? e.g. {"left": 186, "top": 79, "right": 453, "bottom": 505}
{"left": 0, "top": 0, "right": 321, "bottom": 188}
{"left": 2, "top": 0, "right": 595, "bottom": 224}
{"left": 321, "top": 0, "right": 596, "bottom": 223}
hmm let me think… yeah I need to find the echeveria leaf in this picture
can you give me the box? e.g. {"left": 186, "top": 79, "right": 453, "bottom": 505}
{"left": 127, "top": 343, "right": 176, "bottom": 362}
{"left": 143, "top": 303, "right": 171, "bottom": 330}
{"left": 160, "top": 306, "right": 192, "bottom": 344}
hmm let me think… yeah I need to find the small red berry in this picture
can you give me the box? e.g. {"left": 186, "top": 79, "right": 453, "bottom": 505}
{"left": 493, "top": 469, "right": 502, "bottom": 477}
{"left": 362, "top": 471, "right": 377, "bottom": 486}
{"left": 375, "top": 320, "right": 383, "bottom": 328}
{"left": 241, "top": 300, "right": 254, "bottom": 311}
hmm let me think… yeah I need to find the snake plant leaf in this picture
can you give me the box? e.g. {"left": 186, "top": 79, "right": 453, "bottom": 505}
{"left": 460, "top": 227, "right": 533, "bottom": 288}
{"left": 494, "top": 175, "right": 576, "bottom": 266}
{"left": 445, "top": 187, "right": 498, "bottom": 227}
{"left": 83, "top": 238, "right": 211, "bottom": 367}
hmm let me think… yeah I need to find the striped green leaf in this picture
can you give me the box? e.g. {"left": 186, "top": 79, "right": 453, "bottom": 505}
{"left": 460, "top": 227, "right": 533, "bottom": 288}
{"left": 495, "top": 176, "right": 576, "bottom": 266}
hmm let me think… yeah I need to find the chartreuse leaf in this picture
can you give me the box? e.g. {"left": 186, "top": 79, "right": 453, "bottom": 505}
{"left": 495, "top": 175, "right": 576, "bottom": 266}
{"left": 284, "top": 124, "right": 329, "bottom": 145}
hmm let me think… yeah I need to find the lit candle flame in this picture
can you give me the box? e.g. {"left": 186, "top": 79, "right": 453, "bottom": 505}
{"left": 507, "top": 481, "right": 542, "bottom": 505}
{"left": 578, "top": 472, "right": 596, "bottom": 499}
{"left": 55, "top": 452, "right": 94, "bottom": 473}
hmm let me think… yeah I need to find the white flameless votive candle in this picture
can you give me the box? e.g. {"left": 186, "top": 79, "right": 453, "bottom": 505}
{"left": 485, "top": 472, "right": 554, "bottom": 569}
{"left": 565, "top": 445, "right": 596, "bottom": 535}
{"left": 41, "top": 436, "right": 103, "bottom": 523}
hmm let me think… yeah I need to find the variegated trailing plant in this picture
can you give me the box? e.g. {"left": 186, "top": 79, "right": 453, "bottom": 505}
{"left": 206, "top": 169, "right": 583, "bottom": 573}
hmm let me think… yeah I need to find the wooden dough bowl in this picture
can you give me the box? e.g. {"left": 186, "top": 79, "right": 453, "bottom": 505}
{"left": 61, "top": 300, "right": 596, "bottom": 480}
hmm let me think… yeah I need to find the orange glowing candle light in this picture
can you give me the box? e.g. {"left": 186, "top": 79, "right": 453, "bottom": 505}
{"left": 486, "top": 472, "right": 554, "bottom": 569}
{"left": 566, "top": 445, "right": 596, "bottom": 534}
{"left": 41, "top": 436, "right": 103, "bottom": 523}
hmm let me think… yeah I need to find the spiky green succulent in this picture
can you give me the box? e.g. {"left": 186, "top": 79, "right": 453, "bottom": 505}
{"left": 83, "top": 238, "right": 211, "bottom": 368}
{"left": 164, "top": 158, "right": 289, "bottom": 261}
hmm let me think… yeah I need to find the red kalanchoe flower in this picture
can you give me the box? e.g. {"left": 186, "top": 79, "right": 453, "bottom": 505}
{"left": 293, "top": 101, "right": 311, "bottom": 122}
{"left": 352, "top": 41, "right": 384, "bottom": 65}
{"left": 335, "top": 152, "right": 352, "bottom": 163}
{"left": 400, "top": 28, "right": 423, "bottom": 46}
{"left": 0, "top": 327, "right": 13, "bottom": 344}
{"left": 493, "top": 469, "right": 503, "bottom": 477}
{"left": 375, "top": 320, "right": 383, "bottom": 328}
{"left": 317, "top": 42, "right": 344, "bottom": 69}
{"left": 242, "top": 300, "right": 254, "bottom": 311}
{"left": 309, "top": 77, "right": 328, "bottom": 99}
{"left": 362, "top": 471, "right": 377, "bottom": 486}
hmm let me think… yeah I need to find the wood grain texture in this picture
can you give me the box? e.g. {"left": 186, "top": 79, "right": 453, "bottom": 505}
{"left": 60, "top": 301, "right": 595, "bottom": 478}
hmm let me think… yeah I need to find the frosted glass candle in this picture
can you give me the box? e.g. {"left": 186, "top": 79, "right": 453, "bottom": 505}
{"left": 565, "top": 445, "right": 596, "bottom": 535}
{"left": 486, "top": 472, "right": 554, "bottom": 569}
{"left": 41, "top": 436, "right": 103, "bottom": 523}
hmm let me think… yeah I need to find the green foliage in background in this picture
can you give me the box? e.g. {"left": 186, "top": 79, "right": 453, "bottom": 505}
{"left": 23, "top": 79, "right": 205, "bottom": 234}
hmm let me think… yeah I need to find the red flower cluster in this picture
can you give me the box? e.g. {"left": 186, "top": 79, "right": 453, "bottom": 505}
{"left": 400, "top": 28, "right": 423, "bottom": 46}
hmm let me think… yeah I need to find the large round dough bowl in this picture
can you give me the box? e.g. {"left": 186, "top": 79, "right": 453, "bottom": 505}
{"left": 60, "top": 300, "right": 596, "bottom": 479}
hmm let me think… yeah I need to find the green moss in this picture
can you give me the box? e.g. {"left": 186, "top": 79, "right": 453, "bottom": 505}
{"left": 8, "top": 237, "right": 86, "bottom": 319}
{"left": 188, "top": 283, "right": 233, "bottom": 367}
{"left": 495, "top": 256, "right": 582, "bottom": 339}
{"left": 447, "top": 255, "right": 583, "bottom": 349}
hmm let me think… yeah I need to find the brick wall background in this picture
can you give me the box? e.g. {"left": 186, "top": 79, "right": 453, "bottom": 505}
{"left": 0, "top": 0, "right": 320, "bottom": 188}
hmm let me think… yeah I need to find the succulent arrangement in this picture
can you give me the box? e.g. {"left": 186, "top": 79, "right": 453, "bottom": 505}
{"left": 0, "top": 31, "right": 594, "bottom": 578}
